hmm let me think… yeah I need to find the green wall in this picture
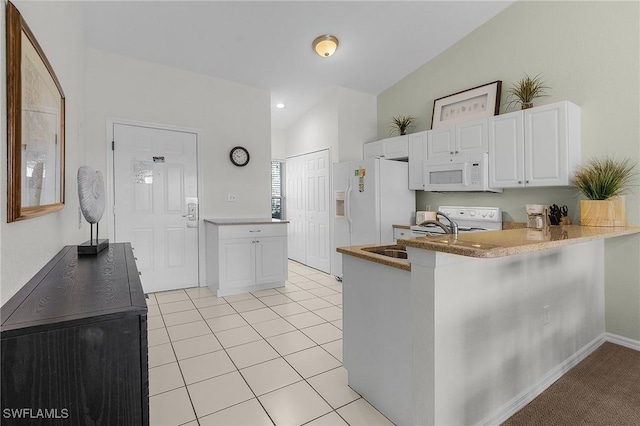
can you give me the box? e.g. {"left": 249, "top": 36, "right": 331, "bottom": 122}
{"left": 378, "top": 1, "right": 640, "bottom": 340}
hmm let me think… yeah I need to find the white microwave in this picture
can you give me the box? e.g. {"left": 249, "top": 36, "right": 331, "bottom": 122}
{"left": 423, "top": 152, "right": 502, "bottom": 193}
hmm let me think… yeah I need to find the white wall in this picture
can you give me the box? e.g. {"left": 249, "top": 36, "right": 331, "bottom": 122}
{"left": 337, "top": 87, "right": 378, "bottom": 162}
{"left": 271, "top": 129, "right": 286, "bottom": 160}
{"left": 285, "top": 89, "right": 339, "bottom": 161}
{"left": 285, "top": 87, "right": 376, "bottom": 163}
{"left": 85, "top": 49, "right": 272, "bottom": 222}
{"left": 1, "top": 0, "right": 87, "bottom": 304}
{"left": 378, "top": 1, "right": 640, "bottom": 341}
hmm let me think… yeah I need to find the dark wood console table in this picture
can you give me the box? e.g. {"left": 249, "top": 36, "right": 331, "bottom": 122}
{"left": 1, "top": 243, "right": 148, "bottom": 425}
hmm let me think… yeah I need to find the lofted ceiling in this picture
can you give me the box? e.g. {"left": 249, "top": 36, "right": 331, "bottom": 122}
{"left": 82, "top": 1, "right": 513, "bottom": 131}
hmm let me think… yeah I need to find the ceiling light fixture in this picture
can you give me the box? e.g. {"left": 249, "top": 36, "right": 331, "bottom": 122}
{"left": 276, "top": 103, "right": 285, "bottom": 109}
{"left": 312, "top": 34, "right": 339, "bottom": 58}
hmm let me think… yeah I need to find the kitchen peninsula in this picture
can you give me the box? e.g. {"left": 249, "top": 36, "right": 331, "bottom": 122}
{"left": 339, "top": 225, "right": 640, "bottom": 426}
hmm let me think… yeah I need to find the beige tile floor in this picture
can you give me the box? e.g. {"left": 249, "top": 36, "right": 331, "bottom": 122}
{"left": 147, "top": 260, "right": 395, "bottom": 426}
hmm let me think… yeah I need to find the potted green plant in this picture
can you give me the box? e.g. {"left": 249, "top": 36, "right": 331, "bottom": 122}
{"left": 504, "top": 73, "right": 550, "bottom": 110}
{"left": 573, "top": 157, "right": 637, "bottom": 226}
{"left": 388, "top": 115, "right": 415, "bottom": 136}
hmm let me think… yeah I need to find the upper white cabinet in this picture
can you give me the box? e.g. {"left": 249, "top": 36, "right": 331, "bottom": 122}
{"left": 489, "top": 101, "right": 581, "bottom": 188}
{"left": 427, "top": 118, "right": 488, "bottom": 158}
{"left": 363, "top": 135, "right": 409, "bottom": 160}
{"left": 408, "top": 130, "right": 428, "bottom": 190}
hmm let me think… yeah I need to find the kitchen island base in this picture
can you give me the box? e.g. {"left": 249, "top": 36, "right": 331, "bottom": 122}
{"left": 205, "top": 219, "right": 288, "bottom": 297}
{"left": 343, "top": 240, "right": 605, "bottom": 426}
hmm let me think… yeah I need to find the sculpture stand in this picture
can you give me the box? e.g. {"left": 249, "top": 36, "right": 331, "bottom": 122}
{"left": 78, "top": 222, "right": 109, "bottom": 256}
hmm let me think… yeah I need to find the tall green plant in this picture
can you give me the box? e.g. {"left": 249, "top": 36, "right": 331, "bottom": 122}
{"left": 573, "top": 157, "right": 637, "bottom": 200}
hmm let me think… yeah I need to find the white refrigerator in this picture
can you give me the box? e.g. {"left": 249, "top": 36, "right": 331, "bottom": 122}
{"left": 332, "top": 158, "right": 415, "bottom": 278}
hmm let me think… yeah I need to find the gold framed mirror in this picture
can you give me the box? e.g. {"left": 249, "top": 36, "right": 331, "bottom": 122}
{"left": 6, "top": 2, "right": 65, "bottom": 223}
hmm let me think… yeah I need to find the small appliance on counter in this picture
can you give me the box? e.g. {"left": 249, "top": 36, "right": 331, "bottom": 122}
{"left": 526, "top": 204, "right": 549, "bottom": 229}
{"left": 415, "top": 211, "right": 437, "bottom": 224}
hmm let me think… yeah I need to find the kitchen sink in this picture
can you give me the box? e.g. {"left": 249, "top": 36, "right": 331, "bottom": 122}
{"left": 362, "top": 245, "right": 408, "bottom": 259}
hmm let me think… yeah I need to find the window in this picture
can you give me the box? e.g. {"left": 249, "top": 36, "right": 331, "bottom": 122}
{"left": 271, "top": 161, "right": 285, "bottom": 219}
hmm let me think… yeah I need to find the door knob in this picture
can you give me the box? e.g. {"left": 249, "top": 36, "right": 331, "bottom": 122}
{"left": 182, "top": 214, "right": 196, "bottom": 219}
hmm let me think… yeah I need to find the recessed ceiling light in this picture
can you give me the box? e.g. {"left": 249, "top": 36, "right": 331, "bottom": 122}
{"left": 276, "top": 103, "right": 285, "bottom": 109}
{"left": 312, "top": 35, "right": 339, "bottom": 57}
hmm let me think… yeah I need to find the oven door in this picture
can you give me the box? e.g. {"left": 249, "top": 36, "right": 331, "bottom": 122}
{"left": 410, "top": 225, "right": 447, "bottom": 237}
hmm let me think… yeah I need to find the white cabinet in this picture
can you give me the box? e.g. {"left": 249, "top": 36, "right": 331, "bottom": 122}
{"left": 393, "top": 227, "right": 411, "bottom": 242}
{"left": 428, "top": 118, "right": 488, "bottom": 158}
{"left": 408, "top": 130, "right": 428, "bottom": 190}
{"left": 206, "top": 221, "right": 288, "bottom": 297}
{"left": 363, "top": 135, "right": 409, "bottom": 160}
{"left": 363, "top": 140, "right": 384, "bottom": 158}
{"left": 489, "top": 101, "right": 581, "bottom": 188}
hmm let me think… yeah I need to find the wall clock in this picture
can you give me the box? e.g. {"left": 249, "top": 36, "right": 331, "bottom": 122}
{"left": 229, "top": 146, "right": 250, "bottom": 167}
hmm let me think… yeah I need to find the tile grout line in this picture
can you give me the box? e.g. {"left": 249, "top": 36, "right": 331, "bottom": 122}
{"left": 149, "top": 265, "right": 347, "bottom": 424}
{"left": 213, "top": 282, "right": 342, "bottom": 422}
{"left": 229, "top": 282, "right": 349, "bottom": 425}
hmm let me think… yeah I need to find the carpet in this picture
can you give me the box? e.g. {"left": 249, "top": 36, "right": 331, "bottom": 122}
{"left": 502, "top": 342, "right": 640, "bottom": 425}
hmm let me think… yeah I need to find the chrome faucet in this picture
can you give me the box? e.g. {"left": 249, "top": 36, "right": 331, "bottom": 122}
{"left": 417, "top": 211, "right": 459, "bottom": 235}
{"left": 436, "top": 211, "right": 459, "bottom": 235}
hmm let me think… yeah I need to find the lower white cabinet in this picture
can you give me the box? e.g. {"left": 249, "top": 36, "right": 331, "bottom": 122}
{"left": 393, "top": 226, "right": 411, "bottom": 242}
{"left": 205, "top": 220, "right": 288, "bottom": 297}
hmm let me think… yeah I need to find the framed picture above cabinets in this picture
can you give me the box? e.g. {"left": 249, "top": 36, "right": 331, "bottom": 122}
{"left": 432, "top": 80, "right": 502, "bottom": 128}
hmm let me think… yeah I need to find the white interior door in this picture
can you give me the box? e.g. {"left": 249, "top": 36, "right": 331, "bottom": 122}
{"left": 113, "top": 123, "right": 199, "bottom": 293}
{"left": 286, "top": 155, "right": 306, "bottom": 264}
{"left": 305, "top": 150, "right": 330, "bottom": 273}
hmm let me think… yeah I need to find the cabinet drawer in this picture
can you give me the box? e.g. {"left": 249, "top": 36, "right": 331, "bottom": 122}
{"left": 218, "top": 224, "right": 287, "bottom": 239}
{"left": 393, "top": 227, "right": 411, "bottom": 241}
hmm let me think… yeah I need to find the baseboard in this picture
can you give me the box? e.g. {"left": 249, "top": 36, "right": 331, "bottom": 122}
{"left": 478, "top": 333, "right": 606, "bottom": 426}
{"left": 606, "top": 332, "right": 640, "bottom": 351}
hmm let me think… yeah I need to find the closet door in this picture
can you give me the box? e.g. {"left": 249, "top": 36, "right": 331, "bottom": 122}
{"left": 286, "top": 156, "right": 306, "bottom": 263}
{"left": 305, "top": 150, "right": 330, "bottom": 273}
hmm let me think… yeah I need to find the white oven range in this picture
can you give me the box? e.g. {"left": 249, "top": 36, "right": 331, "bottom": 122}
{"left": 410, "top": 205, "right": 502, "bottom": 236}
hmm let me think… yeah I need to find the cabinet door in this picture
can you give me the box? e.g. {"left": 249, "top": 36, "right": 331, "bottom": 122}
{"left": 408, "top": 131, "right": 428, "bottom": 190}
{"left": 525, "top": 103, "right": 569, "bottom": 186}
{"left": 383, "top": 135, "right": 409, "bottom": 159}
{"left": 220, "top": 239, "right": 255, "bottom": 288}
{"left": 255, "top": 237, "right": 287, "bottom": 284}
{"left": 363, "top": 140, "right": 385, "bottom": 158}
{"left": 489, "top": 111, "right": 525, "bottom": 188}
{"left": 457, "top": 118, "right": 488, "bottom": 154}
{"left": 427, "top": 127, "right": 454, "bottom": 157}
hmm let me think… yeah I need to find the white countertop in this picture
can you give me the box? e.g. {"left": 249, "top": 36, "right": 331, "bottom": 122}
{"left": 204, "top": 218, "right": 289, "bottom": 225}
